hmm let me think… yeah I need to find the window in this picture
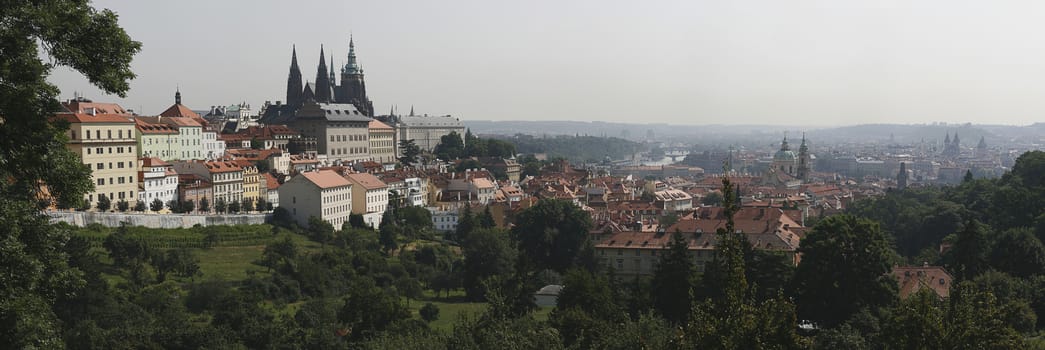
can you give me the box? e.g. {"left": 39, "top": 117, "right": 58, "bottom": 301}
{"left": 87, "top": 148, "right": 91, "bottom": 155}
{"left": 107, "top": 130, "right": 112, "bottom": 138}
{"left": 96, "top": 163, "right": 104, "bottom": 169}
{"left": 97, "top": 179, "right": 104, "bottom": 185}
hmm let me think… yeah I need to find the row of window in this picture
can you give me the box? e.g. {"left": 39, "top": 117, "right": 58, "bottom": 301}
{"left": 94, "top": 161, "right": 136, "bottom": 170}
{"left": 73, "top": 128, "right": 134, "bottom": 140}
{"left": 330, "top": 134, "right": 368, "bottom": 142}
{"left": 97, "top": 176, "right": 135, "bottom": 186}
{"left": 331, "top": 147, "right": 367, "bottom": 155}
{"left": 88, "top": 191, "right": 135, "bottom": 202}
{"left": 323, "top": 205, "right": 350, "bottom": 216}
{"left": 86, "top": 146, "right": 135, "bottom": 155}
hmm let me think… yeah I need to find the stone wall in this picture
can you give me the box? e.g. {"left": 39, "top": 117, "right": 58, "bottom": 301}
{"left": 47, "top": 211, "right": 270, "bottom": 229}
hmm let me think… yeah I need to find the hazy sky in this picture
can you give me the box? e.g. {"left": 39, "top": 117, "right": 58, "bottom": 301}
{"left": 49, "top": 0, "right": 1045, "bottom": 126}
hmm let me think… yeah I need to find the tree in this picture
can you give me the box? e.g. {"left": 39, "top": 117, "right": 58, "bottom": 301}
{"left": 398, "top": 139, "right": 421, "bottom": 167}
{"left": 462, "top": 228, "right": 516, "bottom": 300}
{"left": 261, "top": 236, "right": 298, "bottom": 272}
{"left": 419, "top": 303, "right": 440, "bottom": 322}
{"left": 214, "top": 199, "right": 226, "bottom": 214}
{"left": 254, "top": 198, "right": 267, "bottom": 213}
{"left": 97, "top": 194, "right": 111, "bottom": 211}
{"left": 793, "top": 214, "right": 898, "bottom": 327}
{"left": 228, "top": 200, "right": 241, "bottom": 213}
{"left": 306, "top": 216, "right": 335, "bottom": 244}
{"left": 181, "top": 199, "right": 195, "bottom": 214}
{"left": 945, "top": 218, "right": 990, "bottom": 281}
{"left": 651, "top": 231, "right": 694, "bottom": 324}
{"left": 455, "top": 205, "right": 476, "bottom": 242}
{"left": 349, "top": 213, "right": 367, "bottom": 229}
{"left": 0, "top": 4, "right": 139, "bottom": 343}
{"left": 134, "top": 200, "right": 146, "bottom": 212}
{"left": 241, "top": 198, "right": 254, "bottom": 213}
{"left": 379, "top": 210, "right": 399, "bottom": 254}
{"left": 166, "top": 199, "right": 180, "bottom": 213}
{"left": 199, "top": 197, "right": 210, "bottom": 213}
{"left": 152, "top": 248, "right": 201, "bottom": 282}
{"left": 116, "top": 199, "right": 129, "bottom": 212}
{"left": 511, "top": 198, "right": 594, "bottom": 273}
{"left": 479, "top": 205, "right": 496, "bottom": 228}
{"left": 103, "top": 223, "right": 150, "bottom": 268}
{"left": 433, "top": 131, "right": 465, "bottom": 160}
{"left": 701, "top": 191, "right": 724, "bottom": 206}
{"left": 150, "top": 198, "right": 164, "bottom": 212}
{"left": 990, "top": 227, "right": 1045, "bottom": 278}
{"left": 250, "top": 137, "right": 263, "bottom": 150}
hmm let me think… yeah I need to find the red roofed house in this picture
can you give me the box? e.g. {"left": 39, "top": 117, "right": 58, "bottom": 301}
{"left": 172, "top": 160, "right": 243, "bottom": 208}
{"left": 893, "top": 265, "right": 953, "bottom": 299}
{"left": 55, "top": 108, "right": 139, "bottom": 209}
{"left": 279, "top": 170, "right": 353, "bottom": 228}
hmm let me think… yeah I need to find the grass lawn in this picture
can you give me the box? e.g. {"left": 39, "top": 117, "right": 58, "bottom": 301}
{"left": 196, "top": 245, "right": 269, "bottom": 281}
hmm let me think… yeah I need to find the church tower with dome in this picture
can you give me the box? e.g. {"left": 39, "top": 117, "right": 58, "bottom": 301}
{"left": 772, "top": 134, "right": 798, "bottom": 176}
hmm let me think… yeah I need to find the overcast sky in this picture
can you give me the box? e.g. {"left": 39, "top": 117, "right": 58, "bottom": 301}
{"left": 48, "top": 0, "right": 1045, "bottom": 126}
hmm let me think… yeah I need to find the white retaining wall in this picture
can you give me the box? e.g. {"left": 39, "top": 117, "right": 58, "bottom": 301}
{"left": 47, "top": 211, "right": 270, "bottom": 229}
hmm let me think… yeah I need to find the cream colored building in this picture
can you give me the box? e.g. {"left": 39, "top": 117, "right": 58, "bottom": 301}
{"left": 278, "top": 170, "right": 353, "bottom": 228}
{"left": 344, "top": 172, "right": 389, "bottom": 228}
{"left": 368, "top": 120, "right": 396, "bottom": 164}
{"left": 135, "top": 118, "right": 180, "bottom": 160}
{"left": 393, "top": 114, "right": 466, "bottom": 152}
{"left": 58, "top": 112, "right": 139, "bottom": 209}
{"left": 172, "top": 160, "right": 243, "bottom": 207}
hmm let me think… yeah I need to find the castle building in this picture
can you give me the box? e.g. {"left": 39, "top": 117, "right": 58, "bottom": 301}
{"left": 772, "top": 135, "right": 798, "bottom": 176}
{"left": 942, "top": 132, "right": 961, "bottom": 158}
{"left": 263, "top": 36, "right": 374, "bottom": 123}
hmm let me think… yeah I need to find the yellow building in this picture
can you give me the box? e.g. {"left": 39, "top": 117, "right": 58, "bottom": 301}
{"left": 368, "top": 120, "right": 396, "bottom": 164}
{"left": 57, "top": 111, "right": 139, "bottom": 209}
{"left": 233, "top": 159, "right": 262, "bottom": 208}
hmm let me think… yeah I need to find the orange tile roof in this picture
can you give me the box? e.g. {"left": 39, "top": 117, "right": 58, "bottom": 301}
{"left": 141, "top": 157, "right": 170, "bottom": 167}
{"left": 54, "top": 112, "right": 133, "bottom": 124}
{"left": 893, "top": 266, "right": 953, "bottom": 299}
{"left": 261, "top": 172, "right": 281, "bottom": 190}
{"left": 301, "top": 170, "right": 352, "bottom": 189}
{"left": 369, "top": 120, "right": 394, "bottom": 130}
{"left": 159, "top": 103, "right": 201, "bottom": 119}
{"left": 203, "top": 161, "right": 242, "bottom": 173}
{"left": 134, "top": 118, "right": 178, "bottom": 134}
{"left": 345, "top": 172, "right": 387, "bottom": 190}
{"left": 62, "top": 101, "right": 132, "bottom": 115}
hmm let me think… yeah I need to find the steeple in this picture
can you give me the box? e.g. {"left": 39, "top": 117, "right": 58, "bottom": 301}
{"left": 897, "top": 162, "right": 908, "bottom": 190}
{"left": 286, "top": 45, "right": 303, "bottom": 107}
{"left": 780, "top": 134, "right": 790, "bottom": 151}
{"left": 410, "top": 105, "right": 415, "bottom": 116}
{"left": 944, "top": 132, "right": 951, "bottom": 145}
{"left": 344, "top": 35, "right": 360, "bottom": 75}
{"left": 315, "top": 45, "right": 331, "bottom": 103}
{"left": 797, "top": 133, "right": 811, "bottom": 182}
{"left": 952, "top": 133, "right": 960, "bottom": 145}
{"left": 175, "top": 88, "right": 181, "bottom": 105}
{"left": 329, "top": 53, "right": 336, "bottom": 86}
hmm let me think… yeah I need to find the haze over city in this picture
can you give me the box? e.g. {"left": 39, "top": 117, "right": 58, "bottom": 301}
{"left": 48, "top": 0, "right": 1045, "bottom": 126}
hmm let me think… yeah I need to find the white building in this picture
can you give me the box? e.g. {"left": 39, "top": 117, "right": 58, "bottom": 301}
{"left": 403, "top": 176, "right": 428, "bottom": 206}
{"left": 172, "top": 160, "right": 243, "bottom": 207}
{"left": 278, "top": 170, "right": 353, "bottom": 229}
{"left": 393, "top": 114, "right": 466, "bottom": 152}
{"left": 429, "top": 205, "right": 460, "bottom": 232}
{"left": 138, "top": 157, "right": 179, "bottom": 207}
{"left": 654, "top": 188, "right": 693, "bottom": 212}
{"left": 202, "top": 130, "right": 225, "bottom": 160}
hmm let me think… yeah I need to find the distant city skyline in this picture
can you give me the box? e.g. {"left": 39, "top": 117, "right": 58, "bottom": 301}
{"left": 48, "top": 0, "right": 1045, "bottom": 126}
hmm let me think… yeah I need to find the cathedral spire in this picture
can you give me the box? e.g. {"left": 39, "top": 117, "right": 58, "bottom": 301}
{"left": 329, "top": 53, "right": 336, "bottom": 86}
{"left": 175, "top": 87, "right": 181, "bottom": 105}
{"left": 286, "top": 45, "right": 303, "bottom": 107}
{"left": 344, "top": 35, "right": 360, "bottom": 74}
{"left": 315, "top": 45, "right": 331, "bottom": 102}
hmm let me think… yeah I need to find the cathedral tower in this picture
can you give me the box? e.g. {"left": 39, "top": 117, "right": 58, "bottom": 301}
{"left": 897, "top": 162, "right": 908, "bottom": 190}
{"left": 314, "top": 45, "right": 332, "bottom": 103}
{"left": 797, "top": 133, "right": 811, "bottom": 181}
{"left": 337, "top": 36, "right": 374, "bottom": 116}
{"left": 286, "top": 45, "right": 303, "bottom": 107}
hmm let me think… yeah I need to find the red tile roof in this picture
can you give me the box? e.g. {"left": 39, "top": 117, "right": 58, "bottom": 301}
{"left": 61, "top": 101, "right": 132, "bottom": 115}
{"left": 261, "top": 172, "right": 281, "bottom": 190}
{"left": 301, "top": 170, "right": 352, "bottom": 189}
{"left": 345, "top": 172, "right": 387, "bottom": 190}
{"left": 893, "top": 266, "right": 953, "bottom": 299}
{"left": 54, "top": 112, "right": 133, "bottom": 124}
{"left": 369, "top": 120, "right": 394, "bottom": 130}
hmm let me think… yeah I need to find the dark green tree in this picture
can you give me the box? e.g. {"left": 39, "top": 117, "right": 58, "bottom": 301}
{"left": 97, "top": 194, "right": 111, "bottom": 211}
{"left": 181, "top": 199, "right": 194, "bottom": 214}
{"left": 434, "top": 131, "right": 465, "bottom": 160}
{"left": 199, "top": 197, "right": 210, "bottom": 212}
{"left": 990, "top": 227, "right": 1045, "bottom": 278}
{"left": 306, "top": 216, "right": 335, "bottom": 245}
{"left": 420, "top": 303, "right": 440, "bottom": 322}
{"left": 214, "top": 198, "right": 227, "bottom": 214}
{"left": 116, "top": 199, "right": 129, "bottom": 212}
{"left": 945, "top": 218, "right": 990, "bottom": 280}
{"left": 150, "top": 198, "right": 163, "bottom": 212}
{"left": 133, "top": 200, "right": 146, "bottom": 212}
{"left": 241, "top": 198, "right": 254, "bottom": 212}
{"left": 511, "top": 198, "right": 594, "bottom": 273}
{"left": 455, "top": 205, "right": 476, "bottom": 242}
{"left": 379, "top": 210, "right": 399, "bottom": 254}
{"left": 793, "top": 214, "right": 898, "bottom": 327}
{"left": 462, "top": 228, "right": 516, "bottom": 300}
{"left": 254, "top": 198, "right": 267, "bottom": 212}
{"left": 479, "top": 205, "right": 496, "bottom": 228}
{"left": 651, "top": 230, "right": 694, "bottom": 324}
{"left": 103, "top": 223, "right": 150, "bottom": 268}
{"left": 166, "top": 199, "right": 181, "bottom": 213}
{"left": 261, "top": 236, "right": 298, "bottom": 272}
{"left": 701, "top": 191, "right": 724, "bottom": 206}
{"left": 228, "top": 200, "right": 241, "bottom": 213}
{"left": 398, "top": 139, "right": 421, "bottom": 167}
{"left": 349, "top": 213, "right": 367, "bottom": 229}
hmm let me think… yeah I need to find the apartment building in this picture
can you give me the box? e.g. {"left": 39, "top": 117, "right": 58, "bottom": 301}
{"left": 344, "top": 172, "right": 389, "bottom": 228}
{"left": 278, "top": 170, "right": 353, "bottom": 228}
{"left": 57, "top": 111, "right": 139, "bottom": 209}
{"left": 368, "top": 119, "right": 396, "bottom": 164}
{"left": 172, "top": 160, "right": 243, "bottom": 207}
